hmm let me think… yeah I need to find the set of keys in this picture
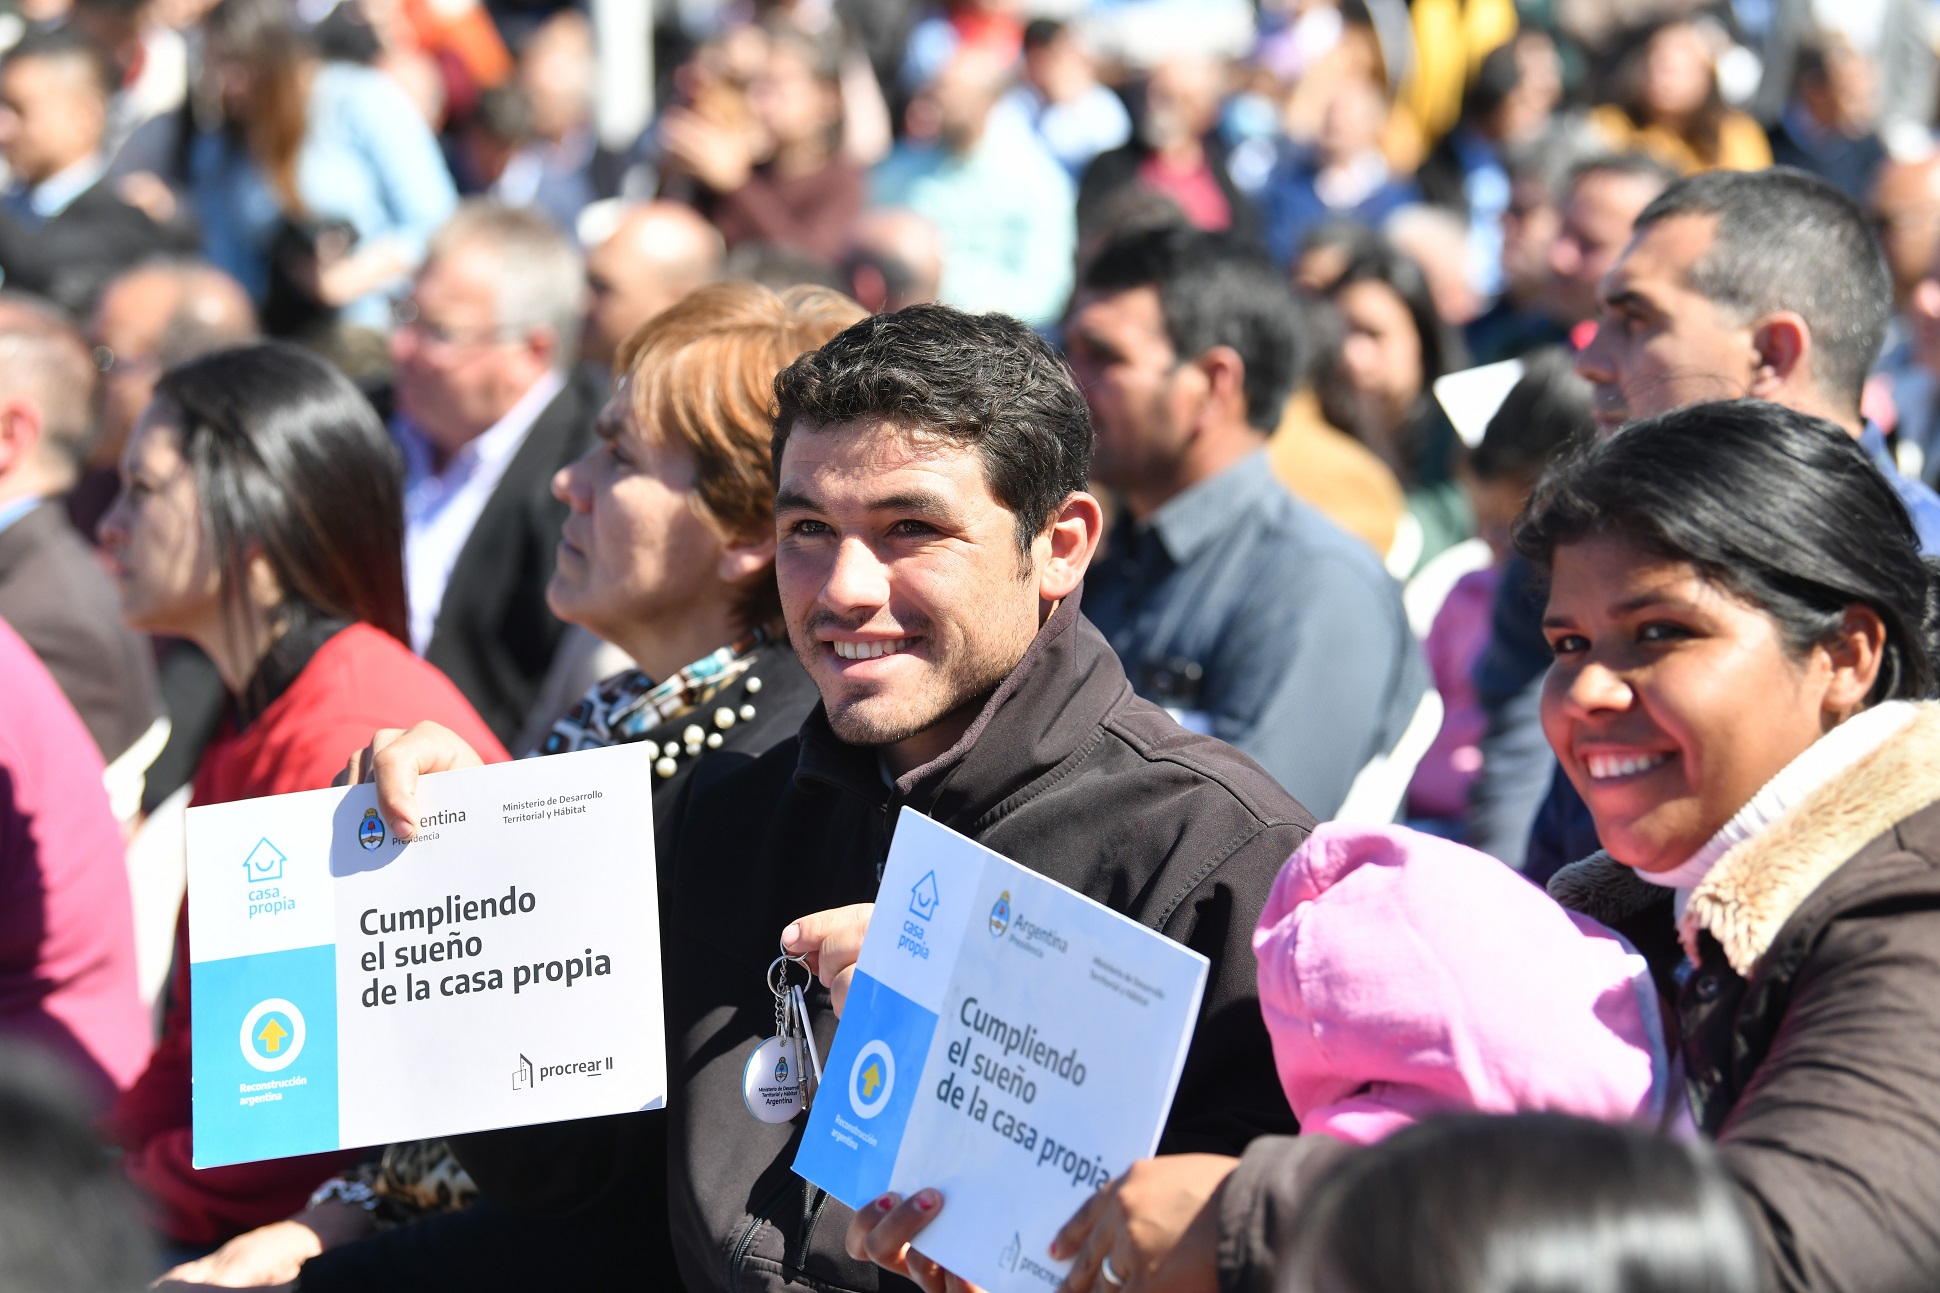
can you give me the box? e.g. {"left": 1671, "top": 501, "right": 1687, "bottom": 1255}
{"left": 741, "top": 944, "right": 825, "bottom": 1123}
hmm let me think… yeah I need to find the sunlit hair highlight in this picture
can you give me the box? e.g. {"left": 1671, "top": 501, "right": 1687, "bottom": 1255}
{"left": 612, "top": 281, "right": 867, "bottom": 631}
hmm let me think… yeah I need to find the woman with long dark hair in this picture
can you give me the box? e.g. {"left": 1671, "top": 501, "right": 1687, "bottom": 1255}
{"left": 192, "top": 0, "right": 457, "bottom": 334}
{"left": 97, "top": 344, "right": 506, "bottom": 1255}
{"left": 1588, "top": 20, "right": 1772, "bottom": 175}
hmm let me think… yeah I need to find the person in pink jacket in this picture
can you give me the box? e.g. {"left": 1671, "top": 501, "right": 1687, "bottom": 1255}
{"left": 0, "top": 616, "right": 147, "bottom": 1105}
{"left": 1254, "top": 821, "right": 1670, "bottom": 1144}
{"left": 849, "top": 821, "right": 1679, "bottom": 1292}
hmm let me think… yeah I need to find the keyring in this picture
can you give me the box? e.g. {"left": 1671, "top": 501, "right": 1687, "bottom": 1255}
{"left": 768, "top": 949, "right": 812, "bottom": 999}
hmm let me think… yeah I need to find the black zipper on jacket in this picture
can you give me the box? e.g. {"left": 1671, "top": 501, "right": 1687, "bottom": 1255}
{"left": 729, "top": 1176, "right": 796, "bottom": 1293}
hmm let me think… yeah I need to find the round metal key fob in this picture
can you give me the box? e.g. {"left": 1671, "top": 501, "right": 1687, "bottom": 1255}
{"left": 743, "top": 1033, "right": 806, "bottom": 1122}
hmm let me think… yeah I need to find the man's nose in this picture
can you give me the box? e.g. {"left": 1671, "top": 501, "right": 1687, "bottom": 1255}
{"left": 1573, "top": 323, "right": 1617, "bottom": 384}
{"left": 821, "top": 535, "right": 891, "bottom": 613}
{"left": 1548, "top": 234, "right": 1580, "bottom": 279}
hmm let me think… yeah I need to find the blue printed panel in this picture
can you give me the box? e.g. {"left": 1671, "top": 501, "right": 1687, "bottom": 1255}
{"left": 794, "top": 971, "right": 936, "bottom": 1208}
{"left": 191, "top": 944, "right": 340, "bottom": 1167}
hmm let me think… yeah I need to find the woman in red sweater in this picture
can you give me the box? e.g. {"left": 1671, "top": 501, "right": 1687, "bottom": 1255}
{"left": 95, "top": 343, "right": 508, "bottom": 1254}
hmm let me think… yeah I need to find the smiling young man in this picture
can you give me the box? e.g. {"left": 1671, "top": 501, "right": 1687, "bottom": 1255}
{"left": 365, "top": 304, "right": 1310, "bottom": 1290}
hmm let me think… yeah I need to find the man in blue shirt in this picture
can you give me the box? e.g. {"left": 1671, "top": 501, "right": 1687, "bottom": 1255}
{"left": 1070, "top": 228, "right": 1428, "bottom": 817}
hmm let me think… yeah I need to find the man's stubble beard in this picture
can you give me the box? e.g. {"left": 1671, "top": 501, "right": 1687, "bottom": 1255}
{"left": 790, "top": 611, "right": 1034, "bottom": 751}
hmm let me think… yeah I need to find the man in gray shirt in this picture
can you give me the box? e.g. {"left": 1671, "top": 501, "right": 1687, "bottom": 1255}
{"left": 1069, "top": 228, "right": 1427, "bottom": 817}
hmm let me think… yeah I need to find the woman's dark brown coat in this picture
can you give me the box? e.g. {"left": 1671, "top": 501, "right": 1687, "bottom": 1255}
{"left": 1218, "top": 702, "right": 1940, "bottom": 1293}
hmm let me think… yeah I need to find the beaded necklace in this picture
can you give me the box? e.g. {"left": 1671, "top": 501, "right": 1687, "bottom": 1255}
{"left": 540, "top": 628, "right": 769, "bottom": 756}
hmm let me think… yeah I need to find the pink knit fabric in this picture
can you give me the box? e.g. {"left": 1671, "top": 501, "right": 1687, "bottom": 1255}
{"left": 1254, "top": 823, "right": 1668, "bottom": 1145}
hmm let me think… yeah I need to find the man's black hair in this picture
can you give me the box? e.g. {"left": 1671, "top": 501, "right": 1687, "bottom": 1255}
{"left": 1079, "top": 227, "right": 1303, "bottom": 433}
{"left": 772, "top": 304, "right": 1094, "bottom": 554}
{"left": 1022, "top": 17, "right": 1063, "bottom": 49}
{"left": 1632, "top": 167, "right": 1890, "bottom": 416}
{"left": 1563, "top": 151, "right": 1679, "bottom": 201}
{"left": 2, "top": 26, "right": 117, "bottom": 100}
{"left": 471, "top": 83, "right": 535, "bottom": 144}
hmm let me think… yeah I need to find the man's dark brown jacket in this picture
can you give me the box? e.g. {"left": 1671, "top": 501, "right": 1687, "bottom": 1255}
{"left": 456, "top": 592, "right": 1312, "bottom": 1291}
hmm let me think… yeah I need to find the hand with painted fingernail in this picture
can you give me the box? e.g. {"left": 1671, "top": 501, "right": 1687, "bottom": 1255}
{"left": 844, "top": 1187, "right": 988, "bottom": 1293}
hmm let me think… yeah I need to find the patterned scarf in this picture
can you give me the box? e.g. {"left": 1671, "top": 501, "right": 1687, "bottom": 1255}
{"left": 539, "top": 629, "right": 768, "bottom": 755}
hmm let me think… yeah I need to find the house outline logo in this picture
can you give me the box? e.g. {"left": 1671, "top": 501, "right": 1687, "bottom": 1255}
{"left": 243, "top": 838, "right": 285, "bottom": 884}
{"left": 512, "top": 1054, "right": 533, "bottom": 1090}
{"left": 357, "top": 808, "right": 386, "bottom": 851}
{"left": 908, "top": 870, "right": 940, "bottom": 922}
{"left": 999, "top": 1231, "right": 1021, "bottom": 1273}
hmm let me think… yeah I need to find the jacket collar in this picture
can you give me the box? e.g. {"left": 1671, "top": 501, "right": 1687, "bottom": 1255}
{"left": 1552, "top": 701, "right": 1940, "bottom": 976}
{"left": 793, "top": 586, "right": 1133, "bottom": 829}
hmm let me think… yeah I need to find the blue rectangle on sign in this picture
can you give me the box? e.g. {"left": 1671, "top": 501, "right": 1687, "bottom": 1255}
{"left": 191, "top": 944, "right": 340, "bottom": 1167}
{"left": 794, "top": 971, "right": 936, "bottom": 1208}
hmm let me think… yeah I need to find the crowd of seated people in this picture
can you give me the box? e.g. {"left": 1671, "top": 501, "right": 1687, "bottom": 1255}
{"left": 0, "top": 1, "right": 1937, "bottom": 1291}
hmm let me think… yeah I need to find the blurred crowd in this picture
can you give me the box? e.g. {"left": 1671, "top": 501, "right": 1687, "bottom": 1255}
{"left": 5, "top": 0, "right": 1940, "bottom": 1289}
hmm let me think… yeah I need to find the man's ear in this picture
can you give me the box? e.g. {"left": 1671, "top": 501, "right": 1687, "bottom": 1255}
{"left": 1748, "top": 312, "right": 1811, "bottom": 399}
{"left": 0, "top": 399, "right": 44, "bottom": 480}
{"left": 1037, "top": 491, "right": 1104, "bottom": 605}
{"left": 1194, "top": 345, "right": 1249, "bottom": 432}
{"left": 718, "top": 527, "right": 779, "bottom": 586}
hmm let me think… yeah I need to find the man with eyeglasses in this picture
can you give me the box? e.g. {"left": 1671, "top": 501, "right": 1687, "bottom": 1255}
{"left": 389, "top": 201, "right": 600, "bottom": 748}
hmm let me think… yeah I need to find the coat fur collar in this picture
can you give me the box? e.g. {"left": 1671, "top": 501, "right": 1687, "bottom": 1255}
{"left": 1550, "top": 701, "right": 1940, "bottom": 977}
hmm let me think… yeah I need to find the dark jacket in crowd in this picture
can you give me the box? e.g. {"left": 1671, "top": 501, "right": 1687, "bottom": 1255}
{"left": 454, "top": 592, "right": 1311, "bottom": 1292}
{"left": 295, "top": 642, "right": 819, "bottom": 1293}
{"left": 1765, "top": 110, "right": 1887, "bottom": 203}
{"left": 0, "top": 500, "right": 160, "bottom": 764}
{"left": 422, "top": 370, "right": 599, "bottom": 749}
{"left": 1216, "top": 701, "right": 1940, "bottom": 1293}
{"left": 0, "top": 179, "right": 179, "bottom": 316}
{"left": 1077, "top": 136, "right": 1260, "bottom": 246}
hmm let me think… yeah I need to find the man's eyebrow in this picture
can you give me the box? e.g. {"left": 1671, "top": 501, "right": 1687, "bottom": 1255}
{"left": 1601, "top": 286, "right": 1656, "bottom": 316}
{"left": 774, "top": 486, "right": 822, "bottom": 514}
{"left": 1067, "top": 326, "right": 1121, "bottom": 362}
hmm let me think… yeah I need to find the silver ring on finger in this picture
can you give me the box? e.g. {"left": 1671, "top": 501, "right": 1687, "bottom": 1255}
{"left": 1100, "top": 1254, "right": 1126, "bottom": 1289}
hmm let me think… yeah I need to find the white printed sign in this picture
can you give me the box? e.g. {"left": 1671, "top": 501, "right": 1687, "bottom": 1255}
{"left": 794, "top": 809, "right": 1208, "bottom": 1293}
{"left": 185, "top": 743, "right": 664, "bottom": 1167}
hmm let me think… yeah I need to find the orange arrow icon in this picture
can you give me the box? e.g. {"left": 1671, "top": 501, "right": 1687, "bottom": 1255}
{"left": 257, "top": 1017, "right": 290, "bottom": 1054}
